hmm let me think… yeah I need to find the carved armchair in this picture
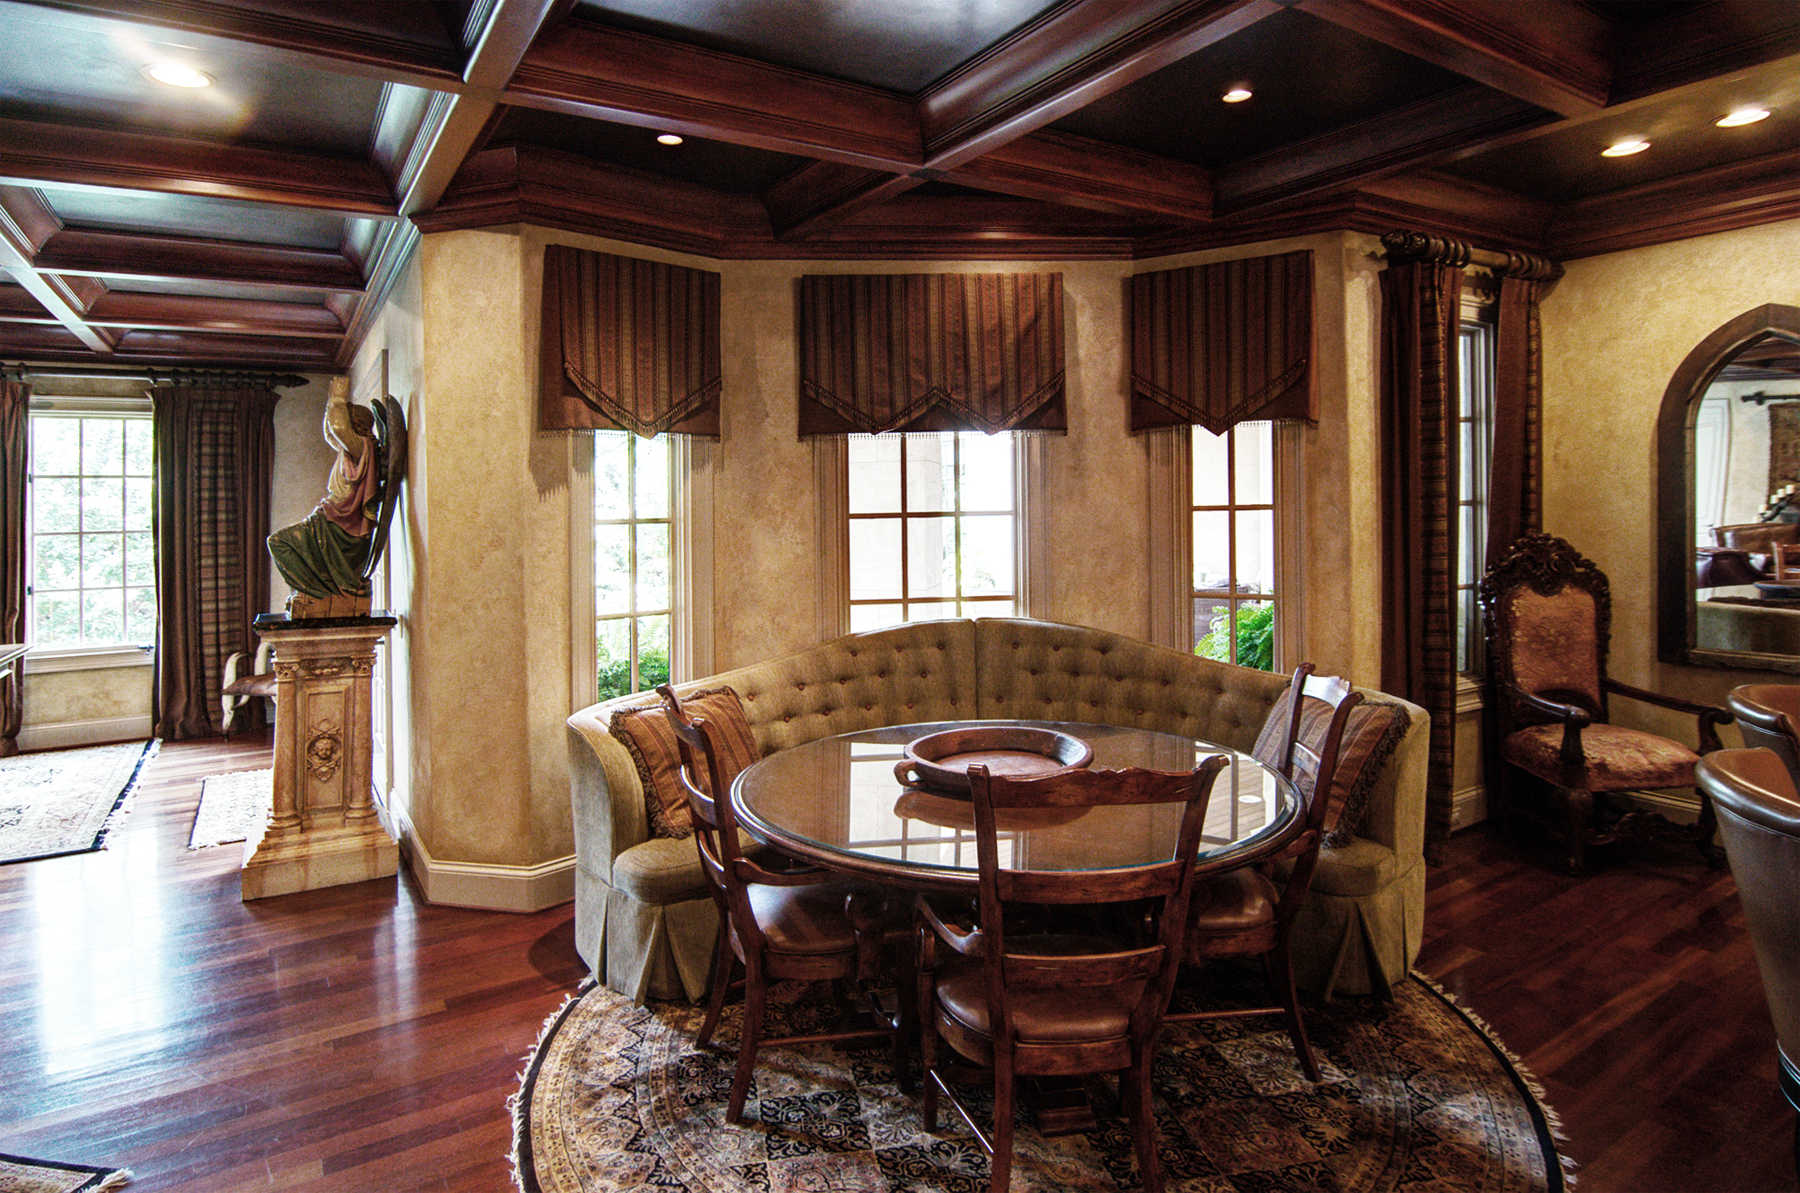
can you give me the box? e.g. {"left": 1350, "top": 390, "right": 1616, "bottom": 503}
{"left": 1480, "top": 533, "right": 1730, "bottom": 873}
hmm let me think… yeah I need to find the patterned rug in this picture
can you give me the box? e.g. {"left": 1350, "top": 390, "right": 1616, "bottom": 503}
{"left": 0, "top": 1153, "right": 131, "bottom": 1192}
{"left": 514, "top": 967, "right": 1571, "bottom": 1193}
{"left": 188, "top": 768, "right": 273, "bottom": 849}
{"left": 0, "top": 741, "right": 157, "bottom": 865}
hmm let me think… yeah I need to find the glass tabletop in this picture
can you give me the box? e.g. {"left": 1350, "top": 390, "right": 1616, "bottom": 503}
{"left": 732, "top": 720, "right": 1299, "bottom": 891}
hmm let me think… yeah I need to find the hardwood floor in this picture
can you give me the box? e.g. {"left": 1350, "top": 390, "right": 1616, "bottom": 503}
{"left": 3, "top": 737, "right": 1795, "bottom": 1191}
{"left": 1419, "top": 825, "right": 1799, "bottom": 1193}
{"left": 0, "top": 734, "right": 585, "bottom": 1192}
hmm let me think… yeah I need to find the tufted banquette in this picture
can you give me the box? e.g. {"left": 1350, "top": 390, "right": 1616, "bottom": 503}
{"left": 566, "top": 617, "right": 1428, "bottom": 1003}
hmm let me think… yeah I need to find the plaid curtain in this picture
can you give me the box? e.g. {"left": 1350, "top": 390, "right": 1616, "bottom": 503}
{"left": 0, "top": 380, "right": 25, "bottom": 756}
{"left": 1379, "top": 261, "right": 1464, "bottom": 862}
{"left": 1486, "top": 275, "right": 1548, "bottom": 570}
{"left": 152, "top": 385, "right": 278, "bottom": 739}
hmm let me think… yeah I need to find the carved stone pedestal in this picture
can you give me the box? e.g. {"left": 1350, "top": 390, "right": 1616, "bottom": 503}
{"left": 243, "top": 613, "right": 398, "bottom": 901}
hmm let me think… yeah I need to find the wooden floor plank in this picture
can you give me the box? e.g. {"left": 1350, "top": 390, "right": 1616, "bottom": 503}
{"left": 4, "top": 737, "right": 1797, "bottom": 1190}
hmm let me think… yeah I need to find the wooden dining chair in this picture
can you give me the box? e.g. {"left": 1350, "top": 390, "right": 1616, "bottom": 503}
{"left": 915, "top": 755, "right": 1227, "bottom": 1193}
{"left": 1164, "top": 663, "right": 1359, "bottom": 1082}
{"left": 658, "top": 685, "right": 910, "bottom": 1124}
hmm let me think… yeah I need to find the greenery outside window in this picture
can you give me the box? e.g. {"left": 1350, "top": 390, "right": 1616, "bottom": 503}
{"left": 593, "top": 431, "right": 672, "bottom": 700}
{"left": 847, "top": 432, "right": 1017, "bottom": 631}
{"left": 28, "top": 406, "right": 155, "bottom": 652}
{"left": 1192, "top": 423, "right": 1278, "bottom": 671}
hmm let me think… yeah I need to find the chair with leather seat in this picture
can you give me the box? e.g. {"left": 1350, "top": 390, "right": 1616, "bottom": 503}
{"left": 1729, "top": 685, "right": 1800, "bottom": 783}
{"left": 1165, "top": 663, "right": 1358, "bottom": 1082}
{"left": 1480, "top": 533, "right": 1731, "bottom": 873}
{"left": 915, "top": 755, "right": 1227, "bottom": 1193}
{"left": 1693, "top": 747, "right": 1800, "bottom": 1175}
{"left": 659, "top": 685, "right": 909, "bottom": 1124}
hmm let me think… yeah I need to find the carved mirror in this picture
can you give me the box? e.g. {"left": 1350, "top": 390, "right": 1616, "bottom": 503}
{"left": 1659, "top": 304, "right": 1800, "bottom": 671}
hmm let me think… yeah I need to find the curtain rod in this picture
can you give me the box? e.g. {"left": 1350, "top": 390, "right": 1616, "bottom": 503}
{"left": 1, "top": 362, "right": 312, "bottom": 388}
{"left": 1380, "top": 231, "right": 1562, "bottom": 281}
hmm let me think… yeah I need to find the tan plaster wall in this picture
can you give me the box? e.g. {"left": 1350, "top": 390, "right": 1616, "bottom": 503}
{"left": 1541, "top": 218, "right": 1800, "bottom": 736}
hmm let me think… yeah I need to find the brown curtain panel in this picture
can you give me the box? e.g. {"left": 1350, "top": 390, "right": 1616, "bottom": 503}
{"left": 0, "top": 380, "right": 26, "bottom": 756}
{"left": 797, "top": 272, "right": 1065, "bottom": 436}
{"left": 540, "top": 244, "right": 722, "bottom": 436}
{"left": 1129, "top": 251, "right": 1316, "bottom": 433}
{"left": 1485, "top": 274, "right": 1548, "bottom": 570}
{"left": 1379, "top": 261, "right": 1464, "bottom": 861}
{"left": 153, "top": 385, "right": 278, "bottom": 739}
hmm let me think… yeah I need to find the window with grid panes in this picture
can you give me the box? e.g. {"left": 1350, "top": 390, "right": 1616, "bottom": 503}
{"left": 1456, "top": 319, "right": 1496, "bottom": 674}
{"left": 1192, "top": 423, "right": 1278, "bottom": 671}
{"left": 593, "top": 430, "right": 672, "bottom": 700}
{"left": 847, "top": 432, "right": 1016, "bottom": 631}
{"left": 28, "top": 409, "right": 155, "bottom": 649}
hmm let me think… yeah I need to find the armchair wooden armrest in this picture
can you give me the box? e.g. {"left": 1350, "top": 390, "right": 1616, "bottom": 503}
{"left": 1603, "top": 677, "right": 1731, "bottom": 752}
{"left": 915, "top": 894, "right": 983, "bottom": 960}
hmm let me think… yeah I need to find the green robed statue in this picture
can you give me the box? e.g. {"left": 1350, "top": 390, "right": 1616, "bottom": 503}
{"left": 269, "top": 375, "right": 405, "bottom": 618}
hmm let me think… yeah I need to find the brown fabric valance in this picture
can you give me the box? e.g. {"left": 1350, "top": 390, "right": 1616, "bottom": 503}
{"left": 1130, "top": 251, "right": 1315, "bottom": 434}
{"left": 797, "top": 272, "right": 1065, "bottom": 436}
{"left": 540, "top": 244, "right": 722, "bottom": 436}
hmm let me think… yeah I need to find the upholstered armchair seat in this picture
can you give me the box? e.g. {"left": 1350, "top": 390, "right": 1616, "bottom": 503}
{"left": 1502, "top": 723, "right": 1700, "bottom": 791}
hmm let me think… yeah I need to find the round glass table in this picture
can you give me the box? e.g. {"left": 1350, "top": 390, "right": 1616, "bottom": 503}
{"left": 732, "top": 720, "right": 1299, "bottom": 893}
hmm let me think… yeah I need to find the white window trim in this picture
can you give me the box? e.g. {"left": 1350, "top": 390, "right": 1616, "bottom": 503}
{"left": 1145, "top": 422, "right": 1303, "bottom": 669}
{"left": 26, "top": 393, "right": 156, "bottom": 663}
{"left": 568, "top": 431, "right": 713, "bottom": 711}
{"left": 817, "top": 432, "right": 1048, "bottom": 641}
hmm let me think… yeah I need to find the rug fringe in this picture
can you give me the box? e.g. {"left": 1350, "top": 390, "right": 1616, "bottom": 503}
{"left": 509, "top": 979, "right": 597, "bottom": 1193}
{"left": 97, "top": 739, "right": 160, "bottom": 849}
{"left": 1411, "top": 970, "right": 1579, "bottom": 1190}
{"left": 93, "top": 1168, "right": 133, "bottom": 1190}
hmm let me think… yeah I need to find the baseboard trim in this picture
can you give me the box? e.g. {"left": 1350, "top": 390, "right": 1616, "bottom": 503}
{"left": 390, "top": 804, "right": 575, "bottom": 913}
{"left": 17, "top": 714, "right": 154, "bottom": 753}
{"left": 1450, "top": 783, "right": 1489, "bottom": 832}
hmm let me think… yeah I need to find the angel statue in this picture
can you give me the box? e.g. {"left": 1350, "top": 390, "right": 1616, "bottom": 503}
{"left": 268, "top": 375, "right": 406, "bottom": 618}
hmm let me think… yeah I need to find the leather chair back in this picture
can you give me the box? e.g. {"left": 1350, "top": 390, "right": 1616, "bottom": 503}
{"left": 1694, "top": 748, "right": 1800, "bottom": 1104}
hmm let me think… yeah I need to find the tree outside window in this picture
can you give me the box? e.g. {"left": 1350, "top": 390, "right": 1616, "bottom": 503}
{"left": 1192, "top": 423, "right": 1277, "bottom": 671}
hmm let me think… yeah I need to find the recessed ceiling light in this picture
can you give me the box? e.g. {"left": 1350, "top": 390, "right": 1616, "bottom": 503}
{"left": 1222, "top": 87, "right": 1253, "bottom": 104}
{"left": 143, "top": 61, "right": 212, "bottom": 88}
{"left": 1716, "top": 107, "right": 1771, "bottom": 127}
{"left": 656, "top": 133, "right": 683, "bottom": 146}
{"left": 1602, "top": 137, "right": 1649, "bottom": 157}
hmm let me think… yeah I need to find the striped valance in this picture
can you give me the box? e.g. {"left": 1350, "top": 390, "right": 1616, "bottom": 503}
{"left": 798, "top": 272, "right": 1065, "bottom": 437}
{"left": 1130, "top": 251, "right": 1315, "bottom": 434}
{"left": 540, "top": 245, "right": 722, "bottom": 436}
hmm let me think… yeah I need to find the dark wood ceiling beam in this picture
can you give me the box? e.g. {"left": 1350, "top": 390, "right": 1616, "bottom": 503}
{"left": 761, "top": 164, "right": 926, "bottom": 239}
{"left": 1213, "top": 86, "right": 1552, "bottom": 212}
{"left": 0, "top": 117, "right": 395, "bottom": 217}
{"left": 507, "top": 20, "right": 920, "bottom": 171}
{"left": 78, "top": 292, "right": 345, "bottom": 338}
{"left": 106, "top": 330, "right": 341, "bottom": 366}
{"left": 21, "top": 1, "right": 466, "bottom": 88}
{"left": 1546, "top": 145, "right": 1800, "bottom": 260}
{"left": 0, "top": 185, "right": 111, "bottom": 353}
{"left": 35, "top": 229, "right": 366, "bottom": 293}
{"left": 1295, "top": 0, "right": 1614, "bottom": 117}
{"left": 1612, "top": 2, "right": 1800, "bottom": 103}
{"left": 944, "top": 130, "right": 1213, "bottom": 221}
{"left": 919, "top": 0, "right": 1281, "bottom": 169}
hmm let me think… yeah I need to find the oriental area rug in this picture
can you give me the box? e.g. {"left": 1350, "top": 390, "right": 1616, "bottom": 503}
{"left": 0, "top": 741, "right": 157, "bottom": 865}
{"left": 187, "top": 768, "right": 273, "bottom": 849}
{"left": 0, "top": 1153, "right": 131, "bottom": 1192}
{"left": 514, "top": 967, "right": 1572, "bottom": 1193}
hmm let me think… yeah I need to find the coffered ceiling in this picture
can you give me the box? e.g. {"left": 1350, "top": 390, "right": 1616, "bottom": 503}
{"left": 0, "top": 0, "right": 1796, "bottom": 371}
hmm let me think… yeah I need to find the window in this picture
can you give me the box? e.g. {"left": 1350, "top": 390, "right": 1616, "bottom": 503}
{"left": 28, "top": 407, "right": 155, "bottom": 650}
{"left": 1192, "top": 423, "right": 1278, "bottom": 670}
{"left": 847, "top": 432, "right": 1017, "bottom": 631}
{"left": 592, "top": 431, "right": 672, "bottom": 700}
{"left": 1456, "top": 320, "right": 1496, "bottom": 674}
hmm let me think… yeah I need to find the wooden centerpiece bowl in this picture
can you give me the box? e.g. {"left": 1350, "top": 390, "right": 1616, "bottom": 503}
{"left": 894, "top": 725, "right": 1093, "bottom": 795}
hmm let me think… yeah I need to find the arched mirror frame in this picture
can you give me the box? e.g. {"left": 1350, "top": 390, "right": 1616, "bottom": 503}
{"left": 1657, "top": 303, "right": 1800, "bottom": 671}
